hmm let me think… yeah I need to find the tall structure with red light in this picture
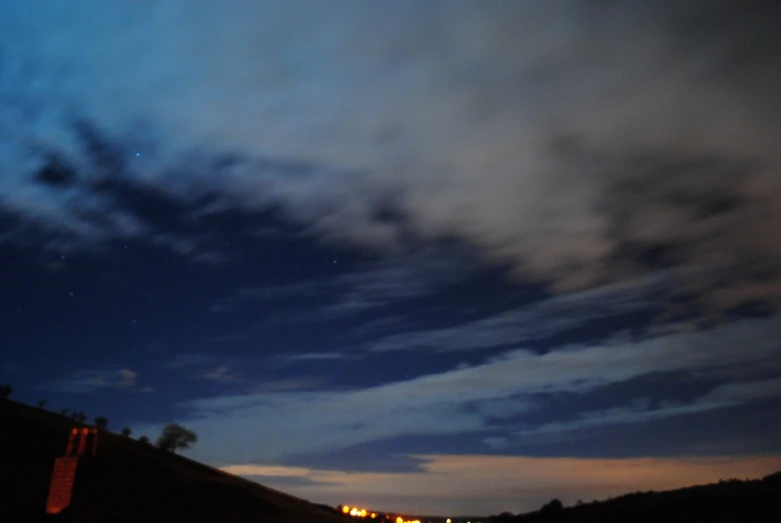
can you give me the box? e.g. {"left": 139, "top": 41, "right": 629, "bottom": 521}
{"left": 45, "top": 427, "right": 99, "bottom": 514}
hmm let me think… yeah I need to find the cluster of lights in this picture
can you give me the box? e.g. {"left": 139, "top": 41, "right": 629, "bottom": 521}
{"left": 341, "top": 507, "right": 421, "bottom": 523}
{"left": 342, "top": 506, "right": 377, "bottom": 519}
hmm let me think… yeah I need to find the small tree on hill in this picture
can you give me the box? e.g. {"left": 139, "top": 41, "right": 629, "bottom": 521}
{"left": 60, "top": 408, "right": 69, "bottom": 416}
{"left": 37, "top": 399, "right": 47, "bottom": 409}
{"left": 94, "top": 416, "right": 109, "bottom": 429}
{"left": 0, "top": 384, "right": 12, "bottom": 399}
{"left": 121, "top": 427, "right": 132, "bottom": 437}
{"left": 156, "top": 422, "right": 197, "bottom": 454}
{"left": 76, "top": 412, "right": 86, "bottom": 422}
{"left": 138, "top": 435, "right": 150, "bottom": 445}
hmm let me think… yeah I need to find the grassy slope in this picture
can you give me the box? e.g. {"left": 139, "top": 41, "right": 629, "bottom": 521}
{"left": 0, "top": 399, "right": 347, "bottom": 522}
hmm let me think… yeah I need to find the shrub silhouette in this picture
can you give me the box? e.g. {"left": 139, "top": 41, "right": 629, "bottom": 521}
{"left": 0, "top": 384, "right": 12, "bottom": 399}
{"left": 37, "top": 399, "right": 47, "bottom": 408}
{"left": 60, "top": 408, "right": 69, "bottom": 416}
{"left": 121, "top": 427, "right": 132, "bottom": 437}
{"left": 138, "top": 435, "right": 150, "bottom": 444}
{"left": 94, "top": 416, "right": 109, "bottom": 429}
{"left": 156, "top": 422, "right": 197, "bottom": 454}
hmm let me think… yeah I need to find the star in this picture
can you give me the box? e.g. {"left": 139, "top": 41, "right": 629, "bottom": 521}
{"left": 135, "top": 152, "right": 141, "bottom": 157}
{"left": 124, "top": 245, "right": 128, "bottom": 250}
{"left": 69, "top": 292, "right": 74, "bottom": 297}
{"left": 132, "top": 319, "right": 137, "bottom": 325}
{"left": 333, "top": 260, "right": 338, "bottom": 264}
{"left": 61, "top": 255, "right": 66, "bottom": 260}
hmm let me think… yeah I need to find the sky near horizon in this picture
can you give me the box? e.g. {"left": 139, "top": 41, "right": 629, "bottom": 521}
{"left": 2, "top": 0, "right": 781, "bottom": 516}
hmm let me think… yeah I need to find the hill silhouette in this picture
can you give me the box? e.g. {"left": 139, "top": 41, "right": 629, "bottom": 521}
{"left": 0, "top": 399, "right": 348, "bottom": 522}
{"left": 488, "top": 471, "right": 781, "bottom": 523}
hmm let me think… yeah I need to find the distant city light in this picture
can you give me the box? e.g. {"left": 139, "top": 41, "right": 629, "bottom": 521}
{"left": 340, "top": 505, "right": 419, "bottom": 523}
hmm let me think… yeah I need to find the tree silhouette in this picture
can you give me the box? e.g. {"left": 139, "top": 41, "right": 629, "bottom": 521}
{"left": 37, "top": 399, "right": 47, "bottom": 408}
{"left": 138, "top": 435, "right": 150, "bottom": 444}
{"left": 156, "top": 422, "right": 197, "bottom": 454}
{"left": 0, "top": 384, "right": 12, "bottom": 399}
{"left": 540, "top": 498, "right": 564, "bottom": 514}
{"left": 60, "top": 408, "right": 69, "bottom": 416}
{"left": 121, "top": 427, "right": 132, "bottom": 437}
{"left": 76, "top": 412, "right": 86, "bottom": 422}
{"left": 94, "top": 416, "right": 109, "bottom": 429}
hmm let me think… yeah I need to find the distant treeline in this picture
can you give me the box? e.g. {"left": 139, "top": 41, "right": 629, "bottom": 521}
{"left": 488, "top": 471, "right": 781, "bottom": 523}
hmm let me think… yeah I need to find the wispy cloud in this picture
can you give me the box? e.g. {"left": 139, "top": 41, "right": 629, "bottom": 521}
{"left": 222, "top": 454, "right": 781, "bottom": 515}
{"left": 347, "top": 315, "right": 407, "bottom": 340}
{"left": 512, "top": 377, "right": 781, "bottom": 440}
{"left": 44, "top": 367, "right": 154, "bottom": 393}
{"left": 211, "top": 247, "right": 474, "bottom": 320}
{"left": 129, "top": 318, "right": 780, "bottom": 464}
{"left": 199, "top": 365, "right": 243, "bottom": 382}
{"left": 367, "top": 272, "right": 672, "bottom": 353}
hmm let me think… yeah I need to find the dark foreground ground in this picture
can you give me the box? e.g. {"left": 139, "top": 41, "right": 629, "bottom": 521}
{"left": 0, "top": 399, "right": 348, "bottom": 523}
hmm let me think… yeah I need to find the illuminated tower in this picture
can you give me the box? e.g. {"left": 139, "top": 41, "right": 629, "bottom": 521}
{"left": 45, "top": 427, "right": 99, "bottom": 515}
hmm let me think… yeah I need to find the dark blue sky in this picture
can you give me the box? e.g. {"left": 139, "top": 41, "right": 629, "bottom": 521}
{"left": 2, "top": 0, "right": 781, "bottom": 516}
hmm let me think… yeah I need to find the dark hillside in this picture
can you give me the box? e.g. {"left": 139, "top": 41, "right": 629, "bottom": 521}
{"left": 0, "top": 399, "right": 347, "bottom": 522}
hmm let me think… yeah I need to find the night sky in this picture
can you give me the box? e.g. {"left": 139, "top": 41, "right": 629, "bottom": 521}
{"left": 2, "top": 0, "right": 781, "bottom": 516}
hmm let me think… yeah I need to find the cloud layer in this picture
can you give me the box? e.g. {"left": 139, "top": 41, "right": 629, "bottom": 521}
{"left": 128, "top": 318, "right": 781, "bottom": 464}
{"left": 2, "top": 1, "right": 781, "bottom": 308}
